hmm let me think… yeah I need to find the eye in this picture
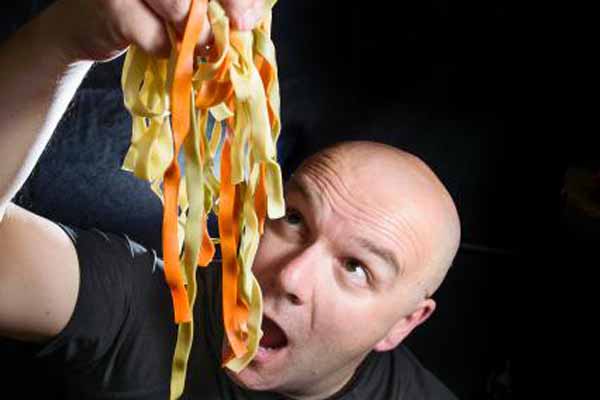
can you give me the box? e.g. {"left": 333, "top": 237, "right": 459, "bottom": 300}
{"left": 343, "top": 258, "right": 370, "bottom": 284}
{"left": 271, "top": 207, "right": 308, "bottom": 241}
{"left": 284, "top": 208, "right": 303, "bottom": 225}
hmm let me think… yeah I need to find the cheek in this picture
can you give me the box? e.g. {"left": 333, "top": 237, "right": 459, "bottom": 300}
{"left": 312, "top": 293, "right": 384, "bottom": 348}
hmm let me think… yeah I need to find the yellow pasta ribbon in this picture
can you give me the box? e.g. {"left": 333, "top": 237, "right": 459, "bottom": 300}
{"left": 120, "top": 0, "right": 283, "bottom": 397}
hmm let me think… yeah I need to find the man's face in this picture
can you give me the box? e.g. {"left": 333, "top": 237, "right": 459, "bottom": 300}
{"left": 228, "top": 151, "right": 437, "bottom": 398}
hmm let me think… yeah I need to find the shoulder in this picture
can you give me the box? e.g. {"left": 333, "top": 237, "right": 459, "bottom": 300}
{"left": 390, "top": 345, "right": 459, "bottom": 400}
{"left": 59, "top": 223, "right": 153, "bottom": 264}
{"left": 34, "top": 223, "right": 165, "bottom": 353}
{"left": 36, "top": 224, "right": 177, "bottom": 395}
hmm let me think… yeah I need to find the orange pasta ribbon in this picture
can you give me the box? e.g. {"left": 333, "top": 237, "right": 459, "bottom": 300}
{"left": 121, "top": 0, "right": 285, "bottom": 397}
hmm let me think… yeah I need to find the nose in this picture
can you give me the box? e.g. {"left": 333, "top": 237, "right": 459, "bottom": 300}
{"left": 274, "top": 242, "right": 323, "bottom": 306}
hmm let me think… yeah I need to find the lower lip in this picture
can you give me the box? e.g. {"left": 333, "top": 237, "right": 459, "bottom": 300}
{"left": 253, "top": 345, "right": 287, "bottom": 364}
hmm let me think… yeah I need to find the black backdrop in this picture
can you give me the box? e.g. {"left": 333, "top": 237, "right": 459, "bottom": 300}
{"left": 3, "top": 1, "right": 585, "bottom": 398}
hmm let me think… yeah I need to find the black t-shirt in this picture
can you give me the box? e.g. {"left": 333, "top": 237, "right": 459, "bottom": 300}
{"left": 35, "top": 224, "right": 458, "bottom": 399}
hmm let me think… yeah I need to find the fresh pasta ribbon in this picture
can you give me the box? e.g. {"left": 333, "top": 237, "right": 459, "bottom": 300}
{"left": 120, "top": 0, "right": 283, "bottom": 397}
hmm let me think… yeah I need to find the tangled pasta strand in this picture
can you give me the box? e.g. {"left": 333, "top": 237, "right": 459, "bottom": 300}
{"left": 120, "top": 0, "right": 283, "bottom": 397}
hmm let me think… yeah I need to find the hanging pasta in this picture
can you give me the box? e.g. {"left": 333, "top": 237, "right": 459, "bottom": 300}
{"left": 120, "top": 0, "right": 284, "bottom": 398}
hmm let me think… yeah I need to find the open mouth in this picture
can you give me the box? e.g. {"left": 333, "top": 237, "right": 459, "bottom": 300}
{"left": 255, "top": 315, "right": 289, "bottom": 362}
{"left": 260, "top": 316, "right": 288, "bottom": 349}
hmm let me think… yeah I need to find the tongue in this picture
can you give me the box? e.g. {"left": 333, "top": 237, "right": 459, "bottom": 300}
{"left": 260, "top": 317, "right": 287, "bottom": 349}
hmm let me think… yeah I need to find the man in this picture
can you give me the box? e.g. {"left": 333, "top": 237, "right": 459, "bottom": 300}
{"left": 0, "top": 0, "right": 461, "bottom": 399}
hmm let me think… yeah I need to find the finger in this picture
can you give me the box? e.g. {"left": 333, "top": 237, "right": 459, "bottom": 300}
{"left": 197, "top": 12, "right": 213, "bottom": 47}
{"left": 144, "top": 0, "right": 212, "bottom": 48}
{"left": 221, "top": 0, "right": 266, "bottom": 30}
{"left": 120, "top": 1, "right": 171, "bottom": 57}
{"left": 144, "top": 0, "right": 191, "bottom": 36}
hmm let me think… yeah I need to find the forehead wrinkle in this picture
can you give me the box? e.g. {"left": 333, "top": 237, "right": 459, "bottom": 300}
{"left": 286, "top": 176, "right": 322, "bottom": 211}
{"left": 290, "top": 172, "right": 407, "bottom": 280}
{"left": 299, "top": 159, "right": 424, "bottom": 275}
{"left": 302, "top": 159, "right": 405, "bottom": 239}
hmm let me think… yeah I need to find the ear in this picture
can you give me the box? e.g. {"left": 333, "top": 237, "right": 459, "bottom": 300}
{"left": 373, "top": 298, "right": 436, "bottom": 352}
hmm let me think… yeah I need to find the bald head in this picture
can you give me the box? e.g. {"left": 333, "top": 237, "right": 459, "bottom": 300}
{"left": 295, "top": 141, "right": 461, "bottom": 297}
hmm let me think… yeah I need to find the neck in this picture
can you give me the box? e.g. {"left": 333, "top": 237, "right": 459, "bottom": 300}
{"left": 281, "top": 353, "right": 370, "bottom": 400}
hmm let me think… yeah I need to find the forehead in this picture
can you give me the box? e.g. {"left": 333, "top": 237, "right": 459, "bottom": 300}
{"left": 285, "top": 170, "right": 429, "bottom": 284}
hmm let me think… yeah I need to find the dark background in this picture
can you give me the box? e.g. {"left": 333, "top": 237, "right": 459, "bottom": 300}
{"left": 0, "top": 1, "right": 590, "bottom": 398}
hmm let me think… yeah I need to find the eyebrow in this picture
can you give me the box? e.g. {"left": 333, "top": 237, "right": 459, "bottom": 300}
{"left": 353, "top": 237, "right": 403, "bottom": 279}
{"left": 285, "top": 176, "right": 322, "bottom": 209}
{"left": 287, "top": 177, "right": 403, "bottom": 278}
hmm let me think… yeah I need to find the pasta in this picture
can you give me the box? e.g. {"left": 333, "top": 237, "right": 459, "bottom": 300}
{"left": 120, "top": 0, "right": 284, "bottom": 397}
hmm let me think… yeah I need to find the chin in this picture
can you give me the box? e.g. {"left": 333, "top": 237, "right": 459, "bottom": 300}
{"left": 226, "top": 364, "right": 282, "bottom": 392}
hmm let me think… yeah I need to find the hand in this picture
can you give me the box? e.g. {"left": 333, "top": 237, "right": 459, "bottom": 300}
{"left": 220, "top": 0, "right": 267, "bottom": 30}
{"left": 49, "top": 0, "right": 266, "bottom": 63}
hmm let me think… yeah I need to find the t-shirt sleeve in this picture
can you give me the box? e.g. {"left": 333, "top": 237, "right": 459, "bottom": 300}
{"left": 33, "top": 223, "right": 176, "bottom": 384}
{"left": 33, "top": 223, "right": 138, "bottom": 369}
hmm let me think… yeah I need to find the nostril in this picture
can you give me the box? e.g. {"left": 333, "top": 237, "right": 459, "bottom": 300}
{"left": 287, "top": 293, "right": 301, "bottom": 305}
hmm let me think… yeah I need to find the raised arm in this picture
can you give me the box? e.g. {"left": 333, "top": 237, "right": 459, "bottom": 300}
{"left": 0, "top": 0, "right": 94, "bottom": 342}
{"left": 0, "top": 0, "right": 264, "bottom": 342}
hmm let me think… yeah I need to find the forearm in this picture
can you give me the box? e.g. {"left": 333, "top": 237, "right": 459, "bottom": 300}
{"left": 0, "top": 0, "right": 267, "bottom": 222}
{"left": 0, "top": 4, "right": 92, "bottom": 220}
